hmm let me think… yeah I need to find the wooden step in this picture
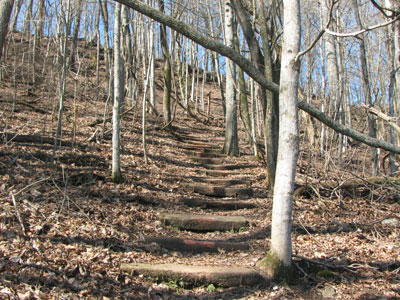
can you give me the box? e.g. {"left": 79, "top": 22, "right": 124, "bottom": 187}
{"left": 205, "top": 170, "right": 243, "bottom": 177}
{"left": 189, "top": 156, "right": 225, "bottom": 164}
{"left": 190, "top": 177, "right": 251, "bottom": 187}
{"left": 183, "top": 198, "right": 256, "bottom": 209}
{"left": 120, "top": 263, "right": 264, "bottom": 287}
{"left": 144, "top": 236, "right": 249, "bottom": 252}
{"left": 203, "top": 164, "right": 256, "bottom": 170}
{"left": 180, "top": 144, "right": 221, "bottom": 151}
{"left": 160, "top": 213, "right": 247, "bottom": 231}
{"left": 183, "top": 150, "right": 226, "bottom": 158}
{"left": 183, "top": 183, "right": 253, "bottom": 198}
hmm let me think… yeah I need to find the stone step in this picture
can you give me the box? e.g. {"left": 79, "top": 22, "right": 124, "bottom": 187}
{"left": 189, "top": 156, "right": 225, "bottom": 164}
{"left": 183, "top": 182, "right": 253, "bottom": 198}
{"left": 190, "top": 177, "right": 251, "bottom": 187}
{"left": 120, "top": 263, "right": 264, "bottom": 287}
{"left": 183, "top": 198, "right": 256, "bottom": 210}
{"left": 160, "top": 213, "right": 247, "bottom": 231}
{"left": 144, "top": 236, "right": 249, "bottom": 252}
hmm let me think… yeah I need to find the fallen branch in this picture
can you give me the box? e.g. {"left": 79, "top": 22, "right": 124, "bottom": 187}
{"left": 10, "top": 192, "right": 26, "bottom": 236}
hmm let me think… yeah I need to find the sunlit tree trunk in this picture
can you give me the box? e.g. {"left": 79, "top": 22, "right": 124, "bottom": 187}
{"left": 257, "top": 0, "right": 300, "bottom": 279}
{"left": 158, "top": 0, "right": 171, "bottom": 126}
{"left": 112, "top": 2, "right": 124, "bottom": 183}
{"left": 222, "top": 0, "right": 239, "bottom": 156}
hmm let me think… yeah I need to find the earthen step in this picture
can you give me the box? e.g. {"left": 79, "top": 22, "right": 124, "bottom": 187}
{"left": 189, "top": 156, "right": 225, "bottom": 164}
{"left": 120, "top": 263, "right": 264, "bottom": 287}
{"left": 183, "top": 182, "right": 253, "bottom": 198}
{"left": 160, "top": 213, "right": 247, "bottom": 231}
{"left": 183, "top": 198, "right": 256, "bottom": 209}
{"left": 203, "top": 164, "right": 257, "bottom": 170}
{"left": 190, "top": 177, "right": 251, "bottom": 187}
{"left": 144, "top": 236, "right": 249, "bottom": 252}
{"left": 205, "top": 170, "right": 243, "bottom": 177}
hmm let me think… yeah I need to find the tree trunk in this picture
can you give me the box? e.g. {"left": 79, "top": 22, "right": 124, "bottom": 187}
{"left": 352, "top": 0, "right": 379, "bottom": 175}
{"left": 112, "top": 2, "right": 124, "bottom": 183}
{"left": 0, "top": 0, "right": 13, "bottom": 61}
{"left": 222, "top": 0, "right": 239, "bottom": 156}
{"left": 257, "top": 0, "right": 300, "bottom": 279}
{"left": 158, "top": 0, "right": 171, "bottom": 126}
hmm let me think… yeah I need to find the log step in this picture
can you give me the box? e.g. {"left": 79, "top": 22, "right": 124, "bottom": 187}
{"left": 144, "top": 236, "right": 249, "bottom": 252}
{"left": 202, "top": 164, "right": 256, "bottom": 170}
{"left": 180, "top": 144, "right": 220, "bottom": 151}
{"left": 183, "top": 150, "right": 226, "bottom": 158}
{"left": 183, "top": 183, "right": 253, "bottom": 198}
{"left": 189, "top": 157, "right": 225, "bottom": 164}
{"left": 120, "top": 263, "right": 264, "bottom": 287}
{"left": 205, "top": 170, "right": 243, "bottom": 177}
{"left": 183, "top": 198, "right": 256, "bottom": 210}
{"left": 160, "top": 213, "right": 247, "bottom": 231}
{"left": 190, "top": 177, "right": 250, "bottom": 187}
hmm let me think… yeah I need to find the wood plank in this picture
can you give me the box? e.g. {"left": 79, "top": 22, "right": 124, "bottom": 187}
{"left": 144, "top": 236, "right": 249, "bottom": 252}
{"left": 160, "top": 213, "right": 247, "bottom": 231}
{"left": 190, "top": 177, "right": 250, "bottom": 187}
{"left": 183, "top": 182, "right": 253, "bottom": 198}
{"left": 120, "top": 263, "right": 264, "bottom": 287}
{"left": 183, "top": 198, "right": 256, "bottom": 209}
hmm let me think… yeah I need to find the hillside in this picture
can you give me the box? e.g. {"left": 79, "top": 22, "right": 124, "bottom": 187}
{"left": 0, "top": 32, "right": 399, "bottom": 299}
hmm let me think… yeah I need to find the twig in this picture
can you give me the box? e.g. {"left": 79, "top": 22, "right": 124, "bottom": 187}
{"left": 10, "top": 192, "right": 26, "bottom": 235}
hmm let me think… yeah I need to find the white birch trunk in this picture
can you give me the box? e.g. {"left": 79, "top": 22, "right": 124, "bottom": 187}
{"left": 112, "top": 3, "right": 124, "bottom": 183}
{"left": 223, "top": 0, "right": 238, "bottom": 156}
{"left": 258, "top": 0, "right": 300, "bottom": 278}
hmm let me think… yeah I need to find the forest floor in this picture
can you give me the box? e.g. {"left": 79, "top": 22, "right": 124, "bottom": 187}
{"left": 0, "top": 33, "right": 399, "bottom": 299}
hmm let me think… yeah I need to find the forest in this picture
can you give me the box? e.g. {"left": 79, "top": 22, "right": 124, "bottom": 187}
{"left": 0, "top": 0, "right": 399, "bottom": 299}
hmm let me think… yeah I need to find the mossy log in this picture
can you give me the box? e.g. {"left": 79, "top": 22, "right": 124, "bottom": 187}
{"left": 202, "top": 164, "right": 257, "bottom": 170}
{"left": 160, "top": 213, "right": 247, "bottom": 231}
{"left": 120, "top": 263, "right": 264, "bottom": 287}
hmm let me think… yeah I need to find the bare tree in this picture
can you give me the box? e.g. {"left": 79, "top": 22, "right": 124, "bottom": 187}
{"left": 112, "top": 2, "right": 124, "bottom": 183}
{"left": 0, "top": 0, "right": 14, "bottom": 61}
{"left": 257, "top": 0, "right": 301, "bottom": 278}
{"left": 222, "top": 0, "right": 239, "bottom": 156}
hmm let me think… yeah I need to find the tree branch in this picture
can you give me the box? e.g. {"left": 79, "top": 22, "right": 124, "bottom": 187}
{"left": 112, "top": 0, "right": 400, "bottom": 154}
{"left": 325, "top": 15, "right": 400, "bottom": 38}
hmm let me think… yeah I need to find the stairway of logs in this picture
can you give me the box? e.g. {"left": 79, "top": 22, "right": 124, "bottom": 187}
{"left": 121, "top": 129, "right": 265, "bottom": 288}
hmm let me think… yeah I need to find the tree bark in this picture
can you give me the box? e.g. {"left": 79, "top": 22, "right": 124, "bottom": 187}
{"left": 112, "top": 2, "right": 124, "bottom": 183}
{"left": 0, "top": 0, "right": 13, "bottom": 61}
{"left": 222, "top": 0, "right": 239, "bottom": 156}
{"left": 257, "top": 0, "right": 300, "bottom": 279}
{"left": 158, "top": 0, "right": 172, "bottom": 126}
